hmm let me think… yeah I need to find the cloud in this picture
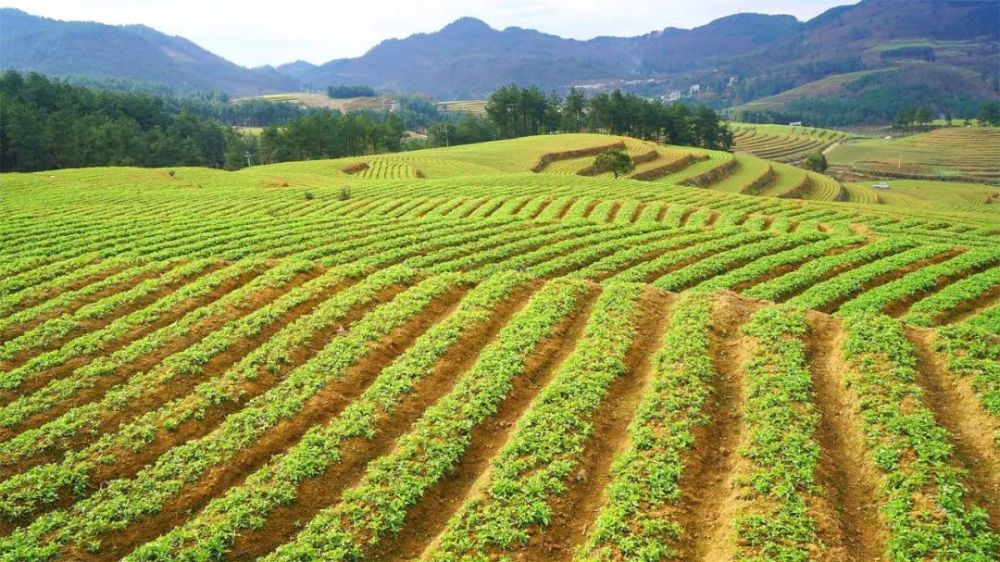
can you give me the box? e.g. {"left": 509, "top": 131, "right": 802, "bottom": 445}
{"left": 3, "top": 0, "right": 851, "bottom": 66}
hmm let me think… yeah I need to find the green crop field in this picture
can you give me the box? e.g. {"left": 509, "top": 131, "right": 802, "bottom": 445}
{"left": 731, "top": 123, "right": 850, "bottom": 163}
{"left": 1, "top": 133, "right": 998, "bottom": 561}
{"left": 828, "top": 127, "right": 1000, "bottom": 184}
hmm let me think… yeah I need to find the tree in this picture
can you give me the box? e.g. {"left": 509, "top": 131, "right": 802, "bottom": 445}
{"left": 913, "top": 106, "right": 932, "bottom": 129}
{"left": 593, "top": 149, "right": 634, "bottom": 178}
{"left": 803, "top": 151, "right": 828, "bottom": 173}
{"left": 978, "top": 101, "right": 1000, "bottom": 127}
{"left": 561, "top": 87, "right": 586, "bottom": 132}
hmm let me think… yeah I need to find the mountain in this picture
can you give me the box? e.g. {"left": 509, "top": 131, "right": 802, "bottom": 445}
{"left": 1, "top": 1, "right": 996, "bottom": 109}
{"left": 293, "top": 14, "right": 804, "bottom": 98}
{"left": 0, "top": 8, "right": 297, "bottom": 96}
{"left": 288, "top": 0, "right": 997, "bottom": 100}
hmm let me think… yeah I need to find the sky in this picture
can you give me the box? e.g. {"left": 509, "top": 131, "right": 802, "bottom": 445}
{"left": 3, "top": 0, "right": 853, "bottom": 67}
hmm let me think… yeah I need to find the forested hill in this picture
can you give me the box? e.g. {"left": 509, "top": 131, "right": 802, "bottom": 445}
{"left": 1, "top": 1, "right": 996, "bottom": 110}
{"left": 0, "top": 8, "right": 297, "bottom": 96}
{"left": 294, "top": 0, "right": 998, "bottom": 99}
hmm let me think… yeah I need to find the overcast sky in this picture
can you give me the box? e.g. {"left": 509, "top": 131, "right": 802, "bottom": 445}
{"left": 4, "top": 0, "right": 854, "bottom": 67}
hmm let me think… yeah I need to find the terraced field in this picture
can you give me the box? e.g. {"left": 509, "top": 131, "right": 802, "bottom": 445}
{"left": 1, "top": 134, "right": 998, "bottom": 561}
{"left": 732, "top": 123, "right": 849, "bottom": 163}
{"left": 828, "top": 127, "right": 1000, "bottom": 184}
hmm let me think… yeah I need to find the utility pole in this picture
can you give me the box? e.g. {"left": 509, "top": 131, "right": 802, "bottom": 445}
{"left": 245, "top": 151, "right": 253, "bottom": 168}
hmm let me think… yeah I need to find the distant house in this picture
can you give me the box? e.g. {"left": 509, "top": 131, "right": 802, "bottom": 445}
{"left": 789, "top": 121, "right": 802, "bottom": 126}
{"left": 665, "top": 90, "right": 682, "bottom": 101}
{"left": 689, "top": 84, "right": 701, "bottom": 95}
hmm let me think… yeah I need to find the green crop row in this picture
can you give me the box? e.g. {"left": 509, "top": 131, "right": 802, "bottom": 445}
{"left": 0, "top": 258, "right": 255, "bottom": 391}
{"left": 734, "top": 306, "right": 822, "bottom": 560}
{"left": 125, "top": 271, "right": 536, "bottom": 561}
{"left": 934, "top": 321, "right": 1000, "bottom": 444}
{"left": 696, "top": 236, "right": 863, "bottom": 291}
{"left": 904, "top": 267, "right": 1000, "bottom": 327}
{"left": 0, "top": 274, "right": 461, "bottom": 560}
{"left": 0, "top": 265, "right": 416, "bottom": 520}
{"left": 786, "top": 244, "right": 952, "bottom": 311}
{"left": 652, "top": 233, "right": 825, "bottom": 291}
{"left": 744, "top": 238, "right": 917, "bottom": 302}
{"left": 837, "top": 249, "right": 1000, "bottom": 316}
{"left": 429, "top": 283, "right": 646, "bottom": 559}
{"left": 0, "top": 259, "right": 221, "bottom": 362}
{"left": 258, "top": 278, "right": 589, "bottom": 561}
{"left": 840, "top": 313, "right": 999, "bottom": 560}
{"left": 608, "top": 231, "right": 772, "bottom": 284}
{"left": 577, "top": 292, "right": 714, "bottom": 561}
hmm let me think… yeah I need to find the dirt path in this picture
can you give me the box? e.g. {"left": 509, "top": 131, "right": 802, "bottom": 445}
{"left": 515, "top": 289, "right": 673, "bottom": 561}
{"left": 680, "top": 292, "right": 755, "bottom": 561}
{"left": 907, "top": 328, "right": 1000, "bottom": 527}
{"left": 375, "top": 289, "right": 600, "bottom": 561}
{"left": 807, "top": 312, "right": 887, "bottom": 561}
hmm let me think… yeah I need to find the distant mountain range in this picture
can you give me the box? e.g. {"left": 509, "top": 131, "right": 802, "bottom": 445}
{"left": 0, "top": 8, "right": 297, "bottom": 96}
{"left": 1, "top": 1, "right": 997, "bottom": 107}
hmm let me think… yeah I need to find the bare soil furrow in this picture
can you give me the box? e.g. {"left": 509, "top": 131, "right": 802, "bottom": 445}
{"left": 516, "top": 288, "right": 673, "bottom": 561}
{"left": 907, "top": 328, "right": 1000, "bottom": 527}
{"left": 373, "top": 289, "right": 600, "bottom": 562}
{"left": 72, "top": 287, "right": 469, "bottom": 561}
{"left": 807, "top": 312, "right": 887, "bottom": 561}
{"left": 226, "top": 284, "right": 540, "bottom": 560}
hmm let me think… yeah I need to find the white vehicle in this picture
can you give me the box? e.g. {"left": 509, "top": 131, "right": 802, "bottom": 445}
{"left": 872, "top": 182, "right": 890, "bottom": 190}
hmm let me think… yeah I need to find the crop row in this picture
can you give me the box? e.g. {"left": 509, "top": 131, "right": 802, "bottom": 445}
{"left": 840, "top": 313, "right": 999, "bottom": 559}
{"left": 784, "top": 244, "right": 952, "bottom": 310}
{"left": 904, "top": 267, "right": 1000, "bottom": 327}
{"left": 577, "top": 292, "right": 714, "bottom": 560}
{"left": 651, "top": 232, "right": 825, "bottom": 291}
{"left": 253, "top": 277, "right": 589, "bottom": 561}
{"left": 0, "top": 274, "right": 463, "bottom": 559}
{"left": 837, "top": 248, "right": 1000, "bottom": 316}
{"left": 125, "top": 270, "right": 537, "bottom": 561}
{"left": 428, "top": 282, "right": 646, "bottom": 559}
{"left": 734, "top": 306, "right": 822, "bottom": 559}
{"left": 0, "top": 265, "right": 417, "bottom": 519}
{"left": 0, "top": 259, "right": 262, "bottom": 392}
{"left": 695, "top": 235, "right": 862, "bottom": 291}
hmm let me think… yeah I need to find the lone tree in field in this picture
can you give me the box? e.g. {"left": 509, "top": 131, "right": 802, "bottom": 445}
{"left": 594, "top": 149, "right": 634, "bottom": 178}
{"left": 803, "top": 151, "right": 828, "bottom": 172}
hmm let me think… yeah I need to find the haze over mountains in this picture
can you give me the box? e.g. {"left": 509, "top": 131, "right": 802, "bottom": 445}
{"left": 1, "top": 0, "right": 997, "bottom": 102}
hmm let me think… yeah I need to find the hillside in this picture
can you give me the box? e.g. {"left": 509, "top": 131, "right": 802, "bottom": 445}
{"left": 0, "top": 8, "right": 297, "bottom": 95}
{"left": 1, "top": 133, "right": 998, "bottom": 560}
{"left": 2, "top": 1, "right": 996, "bottom": 114}
{"left": 291, "top": 0, "right": 998, "bottom": 102}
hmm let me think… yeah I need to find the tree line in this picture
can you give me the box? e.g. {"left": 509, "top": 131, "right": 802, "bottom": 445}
{"left": 1, "top": 71, "right": 732, "bottom": 173}
{"left": 482, "top": 85, "right": 733, "bottom": 150}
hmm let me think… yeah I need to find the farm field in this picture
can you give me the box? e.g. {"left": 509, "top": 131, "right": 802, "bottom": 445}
{"left": 731, "top": 123, "right": 849, "bottom": 163}
{"left": 1, "top": 133, "right": 999, "bottom": 561}
{"left": 827, "top": 127, "right": 1000, "bottom": 184}
{"left": 236, "top": 92, "right": 397, "bottom": 112}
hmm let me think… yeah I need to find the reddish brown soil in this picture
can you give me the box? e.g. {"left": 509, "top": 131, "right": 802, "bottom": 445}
{"left": 513, "top": 288, "right": 673, "bottom": 561}
{"left": 225, "top": 284, "right": 540, "bottom": 560}
{"left": 907, "top": 328, "right": 1000, "bottom": 527}
{"left": 807, "top": 313, "right": 887, "bottom": 561}
{"left": 70, "top": 287, "right": 469, "bottom": 561}
{"left": 604, "top": 201, "right": 624, "bottom": 223}
{"left": 370, "top": 288, "right": 600, "bottom": 561}
{"left": 682, "top": 293, "right": 755, "bottom": 561}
